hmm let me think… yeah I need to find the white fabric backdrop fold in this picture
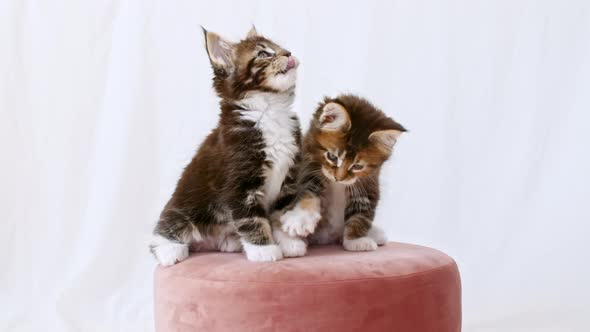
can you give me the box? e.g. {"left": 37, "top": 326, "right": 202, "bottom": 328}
{"left": 2, "top": 0, "right": 589, "bottom": 331}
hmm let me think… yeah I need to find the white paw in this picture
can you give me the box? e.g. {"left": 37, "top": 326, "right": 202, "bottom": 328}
{"left": 273, "top": 229, "right": 307, "bottom": 257}
{"left": 280, "top": 207, "right": 321, "bottom": 237}
{"left": 368, "top": 225, "right": 388, "bottom": 246}
{"left": 219, "top": 236, "right": 243, "bottom": 252}
{"left": 343, "top": 236, "right": 378, "bottom": 252}
{"left": 279, "top": 238, "right": 307, "bottom": 257}
{"left": 242, "top": 242, "right": 283, "bottom": 262}
{"left": 151, "top": 241, "right": 189, "bottom": 266}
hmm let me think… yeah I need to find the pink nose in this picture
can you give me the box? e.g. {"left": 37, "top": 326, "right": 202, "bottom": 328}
{"left": 287, "top": 56, "right": 297, "bottom": 70}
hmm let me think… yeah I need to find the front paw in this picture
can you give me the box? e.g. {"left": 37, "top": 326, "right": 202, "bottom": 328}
{"left": 273, "top": 228, "right": 307, "bottom": 257}
{"left": 242, "top": 242, "right": 283, "bottom": 262}
{"left": 343, "top": 236, "right": 378, "bottom": 252}
{"left": 280, "top": 207, "right": 321, "bottom": 237}
{"left": 279, "top": 237, "right": 307, "bottom": 257}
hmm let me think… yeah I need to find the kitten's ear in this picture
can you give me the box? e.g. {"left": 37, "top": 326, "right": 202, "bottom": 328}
{"left": 318, "top": 102, "right": 351, "bottom": 132}
{"left": 369, "top": 130, "right": 403, "bottom": 154}
{"left": 247, "top": 25, "right": 258, "bottom": 38}
{"left": 202, "top": 27, "right": 235, "bottom": 72}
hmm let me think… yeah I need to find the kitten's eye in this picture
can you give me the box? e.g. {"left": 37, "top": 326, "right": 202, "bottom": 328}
{"left": 350, "top": 164, "right": 364, "bottom": 172}
{"left": 257, "top": 50, "right": 271, "bottom": 58}
{"left": 325, "top": 152, "right": 338, "bottom": 164}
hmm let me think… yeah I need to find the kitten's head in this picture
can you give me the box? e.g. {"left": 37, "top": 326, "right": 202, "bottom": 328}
{"left": 203, "top": 26, "right": 299, "bottom": 100}
{"left": 308, "top": 95, "right": 406, "bottom": 185}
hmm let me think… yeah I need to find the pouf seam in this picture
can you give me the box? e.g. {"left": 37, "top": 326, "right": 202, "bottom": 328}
{"left": 161, "top": 260, "right": 457, "bottom": 285}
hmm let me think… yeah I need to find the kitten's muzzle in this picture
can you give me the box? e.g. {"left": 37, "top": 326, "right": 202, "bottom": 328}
{"left": 277, "top": 55, "right": 298, "bottom": 75}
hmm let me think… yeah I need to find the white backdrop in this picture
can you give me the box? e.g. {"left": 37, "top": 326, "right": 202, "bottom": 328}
{"left": 2, "top": 0, "right": 590, "bottom": 331}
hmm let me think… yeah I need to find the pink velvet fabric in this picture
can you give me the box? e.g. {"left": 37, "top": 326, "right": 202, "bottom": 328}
{"left": 154, "top": 242, "right": 461, "bottom": 332}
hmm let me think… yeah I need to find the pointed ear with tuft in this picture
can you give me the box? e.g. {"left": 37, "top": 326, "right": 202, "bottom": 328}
{"left": 318, "top": 102, "right": 351, "bottom": 132}
{"left": 369, "top": 130, "right": 404, "bottom": 155}
{"left": 247, "top": 25, "right": 258, "bottom": 38}
{"left": 202, "top": 27, "right": 235, "bottom": 72}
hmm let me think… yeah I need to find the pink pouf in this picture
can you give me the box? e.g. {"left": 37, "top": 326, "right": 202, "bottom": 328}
{"left": 154, "top": 243, "right": 461, "bottom": 332}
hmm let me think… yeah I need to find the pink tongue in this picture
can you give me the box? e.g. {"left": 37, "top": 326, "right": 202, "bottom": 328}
{"left": 287, "top": 56, "right": 296, "bottom": 70}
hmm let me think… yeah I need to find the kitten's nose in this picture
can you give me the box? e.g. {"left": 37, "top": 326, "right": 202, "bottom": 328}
{"left": 286, "top": 56, "right": 297, "bottom": 70}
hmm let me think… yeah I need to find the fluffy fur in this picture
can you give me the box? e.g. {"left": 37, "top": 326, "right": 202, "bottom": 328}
{"left": 280, "top": 94, "right": 406, "bottom": 253}
{"left": 150, "top": 26, "right": 302, "bottom": 264}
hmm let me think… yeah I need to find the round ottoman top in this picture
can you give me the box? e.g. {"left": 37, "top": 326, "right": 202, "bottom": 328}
{"left": 157, "top": 242, "right": 455, "bottom": 283}
{"left": 154, "top": 242, "right": 461, "bottom": 332}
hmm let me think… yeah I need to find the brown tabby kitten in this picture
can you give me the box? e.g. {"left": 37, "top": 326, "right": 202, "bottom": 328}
{"left": 150, "top": 27, "right": 302, "bottom": 264}
{"left": 274, "top": 94, "right": 406, "bottom": 255}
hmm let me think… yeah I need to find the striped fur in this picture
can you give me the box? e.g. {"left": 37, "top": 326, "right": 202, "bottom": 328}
{"left": 281, "top": 94, "right": 406, "bottom": 252}
{"left": 150, "top": 27, "right": 301, "bottom": 264}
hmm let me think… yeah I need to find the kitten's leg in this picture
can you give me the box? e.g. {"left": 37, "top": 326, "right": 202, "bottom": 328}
{"left": 266, "top": 161, "right": 313, "bottom": 257}
{"left": 234, "top": 217, "right": 283, "bottom": 262}
{"left": 225, "top": 182, "right": 283, "bottom": 261}
{"left": 229, "top": 186, "right": 282, "bottom": 261}
{"left": 270, "top": 214, "right": 307, "bottom": 257}
{"left": 367, "top": 224, "right": 388, "bottom": 246}
{"left": 150, "top": 209, "right": 202, "bottom": 266}
{"left": 342, "top": 180, "right": 379, "bottom": 252}
{"left": 276, "top": 156, "right": 326, "bottom": 238}
{"left": 280, "top": 193, "right": 322, "bottom": 237}
{"left": 342, "top": 215, "right": 378, "bottom": 251}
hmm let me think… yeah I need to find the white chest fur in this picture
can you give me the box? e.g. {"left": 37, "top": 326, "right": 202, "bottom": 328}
{"left": 238, "top": 92, "right": 299, "bottom": 211}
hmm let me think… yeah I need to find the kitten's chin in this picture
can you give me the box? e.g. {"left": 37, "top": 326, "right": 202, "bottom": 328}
{"left": 265, "top": 69, "right": 297, "bottom": 92}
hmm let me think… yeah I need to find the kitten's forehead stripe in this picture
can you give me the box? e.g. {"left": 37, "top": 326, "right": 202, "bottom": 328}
{"left": 256, "top": 44, "right": 276, "bottom": 54}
